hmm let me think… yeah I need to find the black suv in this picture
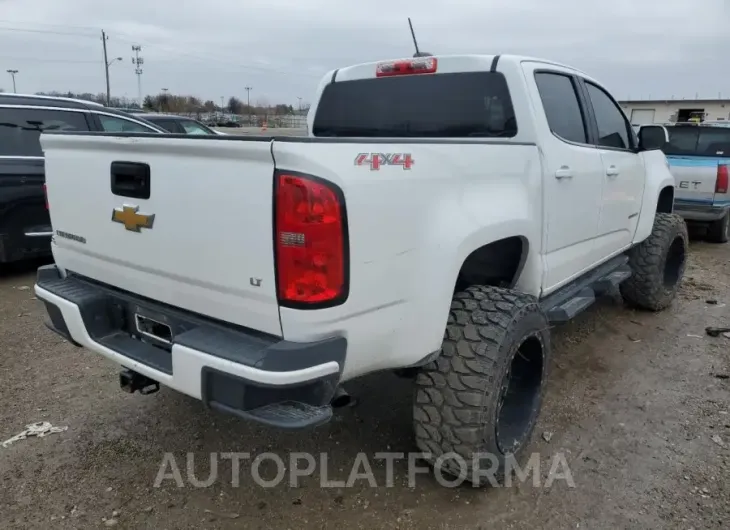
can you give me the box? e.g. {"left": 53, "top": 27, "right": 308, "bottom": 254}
{"left": 0, "top": 93, "right": 163, "bottom": 264}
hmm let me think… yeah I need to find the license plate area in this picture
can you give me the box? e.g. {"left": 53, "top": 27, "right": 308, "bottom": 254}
{"left": 134, "top": 312, "right": 173, "bottom": 346}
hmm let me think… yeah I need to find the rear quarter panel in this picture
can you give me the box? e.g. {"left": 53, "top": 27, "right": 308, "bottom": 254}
{"left": 273, "top": 139, "right": 543, "bottom": 380}
{"left": 633, "top": 149, "right": 676, "bottom": 244}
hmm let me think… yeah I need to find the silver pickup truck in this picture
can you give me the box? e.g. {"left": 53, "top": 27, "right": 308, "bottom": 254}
{"left": 661, "top": 123, "right": 730, "bottom": 243}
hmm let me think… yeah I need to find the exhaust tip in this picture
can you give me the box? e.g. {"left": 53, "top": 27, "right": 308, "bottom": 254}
{"left": 331, "top": 386, "right": 358, "bottom": 408}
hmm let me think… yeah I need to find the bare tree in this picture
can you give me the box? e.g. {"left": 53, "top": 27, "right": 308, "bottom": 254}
{"left": 227, "top": 96, "right": 243, "bottom": 114}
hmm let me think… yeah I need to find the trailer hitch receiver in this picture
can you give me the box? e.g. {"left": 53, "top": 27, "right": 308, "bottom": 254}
{"left": 120, "top": 369, "right": 160, "bottom": 395}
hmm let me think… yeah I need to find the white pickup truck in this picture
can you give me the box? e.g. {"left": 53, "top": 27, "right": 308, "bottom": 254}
{"left": 35, "top": 54, "right": 686, "bottom": 484}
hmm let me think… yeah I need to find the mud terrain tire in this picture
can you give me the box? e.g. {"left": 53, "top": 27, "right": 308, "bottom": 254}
{"left": 620, "top": 213, "right": 688, "bottom": 311}
{"left": 413, "top": 285, "right": 550, "bottom": 486}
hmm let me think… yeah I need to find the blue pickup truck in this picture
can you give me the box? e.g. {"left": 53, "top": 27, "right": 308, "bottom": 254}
{"left": 661, "top": 123, "right": 730, "bottom": 243}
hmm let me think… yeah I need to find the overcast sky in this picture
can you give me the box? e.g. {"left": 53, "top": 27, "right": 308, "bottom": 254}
{"left": 0, "top": 0, "right": 727, "bottom": 106}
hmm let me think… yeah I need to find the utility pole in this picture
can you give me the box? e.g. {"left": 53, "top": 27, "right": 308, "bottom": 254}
{"left": 102, "top": 30, "right": 111, "bottom": 105}
{"left": 6, "top": 69, "right": 17, "bottom": 92}
{"left": 101, "top": 32, "right": 123, "bottom": 106}
{"left": 131, "top": 45, "right": 144, "bottom": 108}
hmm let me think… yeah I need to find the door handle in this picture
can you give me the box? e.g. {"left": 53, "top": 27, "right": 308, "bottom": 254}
{"left": 555, "top": 166, "right": 573, "bottom": 180}
{"left": 111, "top": 161, "right": 151, "bottom": 199}
{"left": 606, "top": 165, "right": 619, "bottom": 177}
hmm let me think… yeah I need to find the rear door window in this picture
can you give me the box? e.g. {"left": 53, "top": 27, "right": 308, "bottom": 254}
{"left": 0, "top": 107, "right": 90, "bottom": 156}
{"left": 534, "top": 72, "right": 588, "bottom": 144}
{"left": 313, "top": 72, "right": 517, "bottom": 138}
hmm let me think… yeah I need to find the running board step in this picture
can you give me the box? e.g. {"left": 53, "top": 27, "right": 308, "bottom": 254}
{"left": 541, "top": 254, "right": 631, "bottom": 324}
{"left": 593, "top": 265, "right": 632, "bottom": 295}
{"left": 547, "top": 288, "right": 596, "bottom": 324}
{"left": 209, "top": 400, "right": 333, "bottom": 430}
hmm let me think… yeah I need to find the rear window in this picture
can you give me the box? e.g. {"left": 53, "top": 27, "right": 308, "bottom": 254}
{"left": 147, "top": 118, "right": 179, "bottom": 133}
{"left": 179, "top": 119, "right": 214, "bottom": 135}
{"left": 0, "top": 108, "right": 90, "bottom": 156}
{"left": 664, "top": 126, "right": 730, "bottom": 156}
{"left": 313, "top": 72, "right": 517, "bottom": 138}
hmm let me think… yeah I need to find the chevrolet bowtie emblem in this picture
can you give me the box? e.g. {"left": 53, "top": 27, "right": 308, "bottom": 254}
{"left": 111, "top": 205, "right": 155, "bottom": 232}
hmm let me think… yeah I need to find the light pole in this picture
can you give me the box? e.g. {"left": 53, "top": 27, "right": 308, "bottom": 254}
{"left": 244, "top": 86, "right": 252, "bottom": 124}
{"left": 244, "top": 86, "right": 252, "bottom": 108}
{"left": 6, "top": 69, "right": 18, "bottom": 93}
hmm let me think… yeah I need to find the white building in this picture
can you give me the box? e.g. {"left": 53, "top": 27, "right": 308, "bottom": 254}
{"left": 619, "top": 99, "right": 730, "bottom": 126}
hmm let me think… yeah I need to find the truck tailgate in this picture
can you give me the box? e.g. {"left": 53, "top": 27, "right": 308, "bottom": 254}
{"left": 40, "top": 134, "right": 282, "bottom": 336}
{"left": 667, "top": 155, "right": 720, "bottom": 203}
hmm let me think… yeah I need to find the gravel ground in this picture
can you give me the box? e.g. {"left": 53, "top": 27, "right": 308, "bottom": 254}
{"left": 1, "top": 237, "right": 729, "bottom": 529}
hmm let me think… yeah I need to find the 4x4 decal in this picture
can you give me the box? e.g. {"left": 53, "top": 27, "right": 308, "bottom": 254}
{"left": 354, "top": 153, "right": 414, "bottom": 170}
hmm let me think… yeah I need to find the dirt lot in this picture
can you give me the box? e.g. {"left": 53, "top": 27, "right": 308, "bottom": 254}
{"left": 1, "top": 238, "right": 729, "bottom": 529}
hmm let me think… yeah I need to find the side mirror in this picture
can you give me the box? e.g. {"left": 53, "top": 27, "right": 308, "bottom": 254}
{"left": 638, "top": 125, "right": 668, "bottom": 151}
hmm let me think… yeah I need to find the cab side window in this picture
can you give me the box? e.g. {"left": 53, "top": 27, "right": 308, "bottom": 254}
{"left": 535, "top": 72, "right": 588, "bottom": 144}
{"left": 584, "top": 82, "right": 632, "bottom": 150}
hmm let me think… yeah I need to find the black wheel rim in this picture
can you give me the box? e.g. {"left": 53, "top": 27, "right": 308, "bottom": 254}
{"left": 663, "top": 236, "right": 686, "bottom": 288}
{"left": 495, "top": 334, "right": 544, "bottom": 454}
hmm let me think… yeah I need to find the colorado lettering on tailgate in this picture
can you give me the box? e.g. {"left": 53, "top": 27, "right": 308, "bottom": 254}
{"left": 354, "top": 153, "right": 414, "bottom": 171}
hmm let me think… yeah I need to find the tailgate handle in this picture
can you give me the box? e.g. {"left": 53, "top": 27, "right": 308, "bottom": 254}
{"left": 111, "top": 161, "right": 151, "bottom": 199}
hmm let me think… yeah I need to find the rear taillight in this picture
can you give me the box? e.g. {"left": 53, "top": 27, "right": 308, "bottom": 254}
{"left": 275, "top": 172, "right": 347, "bottom": 307}
{"left": 716, "top": 164, "right": 728, "bottom": 194}
{"left": 42, "top": 183, "right": 49, "bottom": 210}
{"left": 376, "top": 57, "right": 437, "bottom": 77}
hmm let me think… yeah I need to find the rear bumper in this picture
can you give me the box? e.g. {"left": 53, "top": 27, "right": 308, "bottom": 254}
{"left": 34, "top": 265, "right": 346, "bottom": 429}
{"left": 674, "top": 199, "right": 730, "bottom": 222}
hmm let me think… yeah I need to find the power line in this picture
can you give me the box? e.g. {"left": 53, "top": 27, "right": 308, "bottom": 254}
{"left": 0, "top": 23, "right": 323, "bottom": 78}
{"left": 112, "top": 32, "right": 323, "bottom": 79}
{"left": 0, "top": 55, "right": 99, "bottom": 64}
{"left": 0, "top": 23, "right": 325, "bottom": 83}
{"left": 0, "top": 26, "right": 96, "bottom": 38}
{"left": 0, "top": 19, "right": 102, "bottom": 32}
{"left": 0, "top": 25, "right": 322, "bottom": 78}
